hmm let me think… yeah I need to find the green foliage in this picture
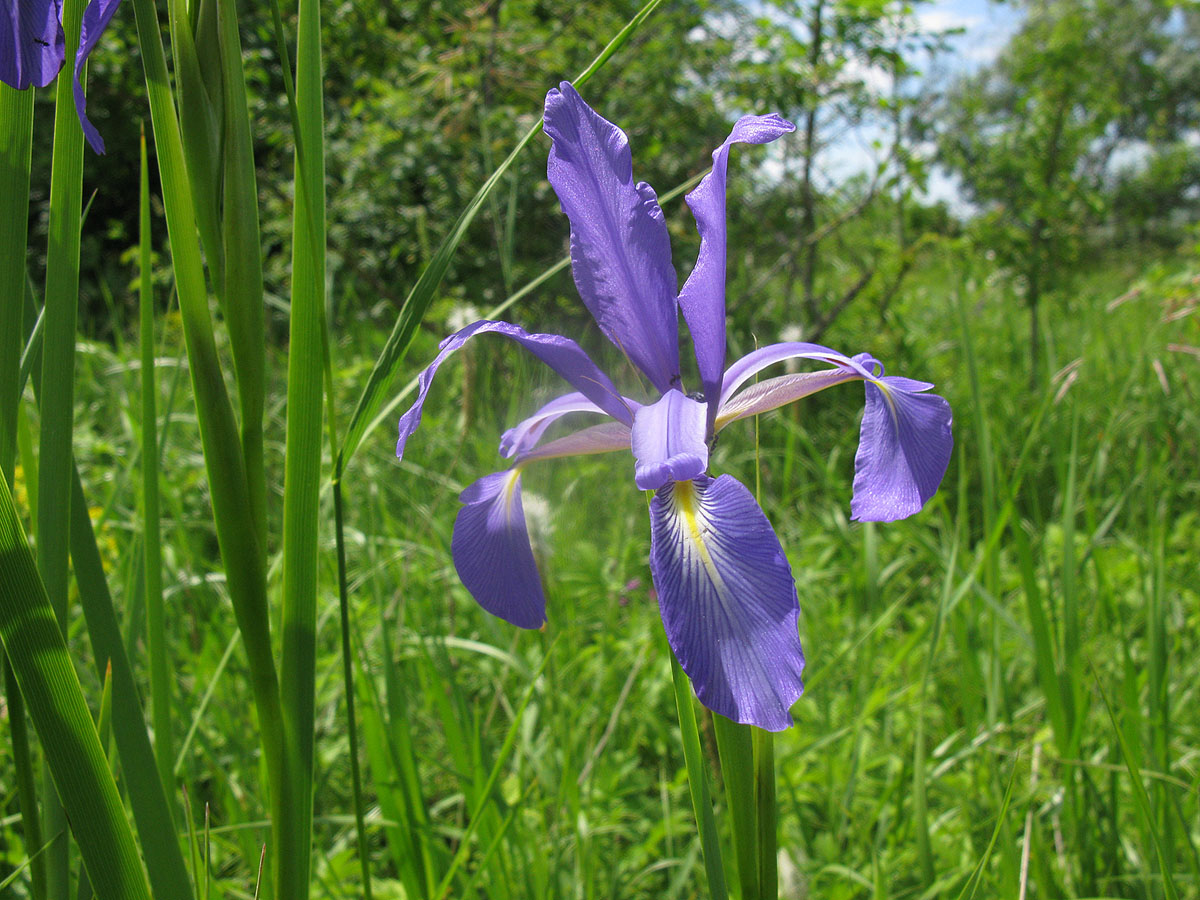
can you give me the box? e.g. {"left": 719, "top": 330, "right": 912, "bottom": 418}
{"left": 937, "top": 0, "right": 1200, "bottom": 378}
{"left": 5, "top": 2, "right": 1200, "bottom": 898}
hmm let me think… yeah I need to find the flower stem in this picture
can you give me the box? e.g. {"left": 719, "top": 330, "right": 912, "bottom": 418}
{"left": 668, "top": 649, "right": 728, "bottom": 900}
{"left": 714, "top": 715, "right": 758, "bottom": 900}
{"left": 753, "top": 727, "right": 777, "bottom": 897}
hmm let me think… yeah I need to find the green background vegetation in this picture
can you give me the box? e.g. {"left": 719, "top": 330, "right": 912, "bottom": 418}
{"left": 2, "top": 0, "right": 1199, "bottom": 897}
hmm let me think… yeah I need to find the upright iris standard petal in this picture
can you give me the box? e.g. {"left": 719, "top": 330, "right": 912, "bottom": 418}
{"left": 678, "top": 114, "right": 796, "bottom": 428}
{"left": 851, "top": 376, "right": 953, "bottom": 522}
{"left": 452, "top": 470, "right": 546, "bottom": 629}
{"left": 1, "top": 0, "right": 65, "bottom": 89}
{"left": 544, "top": 82, "right": 681, "bottom": 392}
{"left": 649, "top": 475, "right": 805, "bottom": 731}
{"left": 631, "top": 390, "right": 708, "bottom": 490}
{"left": 72, "top": 0, "right": 122, "bottom": 153}
{"left": 397, "top": 319, "right": 631, "bottom": 460}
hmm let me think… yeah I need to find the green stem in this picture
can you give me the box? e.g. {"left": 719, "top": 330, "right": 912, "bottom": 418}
{"left": 752, "top": 728, "right": 777, "bottom": 898}
{"left": 333, "top": 479, "right": 374, "bottom": 899}
{"left": 714, "top": 715, "right": 758, "bottom": 900}
{"left": 139, "top": 127, "right": 173, "bottom": 797}
{"left": 668, "top": 649, "right": 728, "bottom": 900}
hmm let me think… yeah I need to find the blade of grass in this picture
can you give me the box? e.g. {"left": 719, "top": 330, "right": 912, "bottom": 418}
{"left": 1094, "top": 662, "right": 1179, "bottom": 900}
{"left": 954, "top": 754, "right": 1020, "bottom": 900}
{"left": 139, "top": 126, "right": 173, "bottom": 797}
{"left": 433, "top": 644, "right": 555, "bottom": 898}
{"left": 336, "top": 0, "right": 668, "bottom": 472}
{"left": 0, "top": 474, "right": 153, "bottom": 900}
{"left": 276, "top": 0, "right": 327, "bottom": 892}
{"left": 914, "top": 532, "right": 960, "bottom": 885}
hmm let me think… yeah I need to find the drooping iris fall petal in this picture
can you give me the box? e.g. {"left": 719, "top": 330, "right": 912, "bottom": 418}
{"left": 851, "top": 375, "right": 953, "bottom": 522}
{"left": 649, "top": 475, "right": 805, "bottom": 731}
{"left": 73, "top": 0, "right": 122, "bottom": 153}
{"left": 452, "top": 470, "right": 546, "bottom": 629}
{"left": 544, "top": 82, "right": 681, "bottom": 392}
{"left": 397, "top": 319, "right": 631, "bottom": 460}
{"left": 0, "top": 0, "right": 65, "bottom": 89}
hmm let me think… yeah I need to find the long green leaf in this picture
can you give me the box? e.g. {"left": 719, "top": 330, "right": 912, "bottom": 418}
{"left": 277, "top": 0, "right": 327, "bottom": 892}
{"left": 139, "top": 126, "right": 174, "bottom": 798}
{"left": 216, "top": 0, "right": 268, "bottom": 555}
{"left": 0, "top": 73, "right": 44, "bottom": 900}
{"left": 39, "top": 0, "right": 88, "bottom": 893}
{"left": 130, "top": 0, "right": 288, "bottom": 875}
{"left": 336, "top": 0, "right": 668, "bottom": 472}
{"left": 0, "top": 475, "right": 153, "bottom": 900}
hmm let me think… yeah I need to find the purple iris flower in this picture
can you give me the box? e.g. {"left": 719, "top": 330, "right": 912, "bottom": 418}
{"left": 1, "top": 0, "right": 123, "bottom": 153}
{"left": 397, "top": 83, "right": 953, "bottom": 731}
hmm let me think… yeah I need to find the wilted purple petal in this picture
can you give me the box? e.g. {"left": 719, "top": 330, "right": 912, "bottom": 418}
{"left": 1, "top": 0, "right": 65, "bottom": 89}
{"left": 72, "top": 0, "right": 121, "bottom": 154}
{"left": 631, "top": 389, "right": 708, "bottom": 490}
{"left": 500, "top": 391, "right": 640, "bottom": 459}
{"left": 714, "top": 368, "right": 861, "bottom": 430}
{"left": 719, "top": 341, "right": 866, "bottom": 408}
{"left": 678, "top": 114, "right": 795, "bottom": 429}
{"left": 544, "top": 82, "right": 680, "bottom": 391}
{"left": 851, "top": 376, "right": 953, "bottom": 522}
{"left": 649, "top": 475, "right": 804, "bottom": 731}
{"left": 452, "top": 470, "right": 545, "bottom": 629}
{"left": 397, "top": 319, "right": 630, "bottom": 460}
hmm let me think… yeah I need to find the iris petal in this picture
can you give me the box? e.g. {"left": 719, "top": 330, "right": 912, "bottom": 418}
{"left": 851, "top": 377, "right": 953, "bottom": 522}
{"left": 714, "top": 369, "right": 861, "bottom": 430}
{"left": 718, "top": 341, "right": 861, "bottom": 408}
{"left": 631, "top": 390, "right": 708, "bottom": 490}
{"left": 451, "top": 470, "right": 546, "bottom": 629}
{"left": 678, "top": 114, "right": 796, "bottom": 429}
{"left": 514, "top": 421, "right": 632, "bottom": 465}
{"left": 500, "top": 391, "right": 640, "bottom": 459}
{"left": 0, "top": 0, "right": 65, "bottom": 90}
{"left": 73, "top": 0, "right": 122, "bottom": 154}
{"left": 649, "top": 475, "right": 805, "bottom": 731}
{"left": 397, "top": 319, "right": 630, "bottom": 460}
{"left": 544, "top": 82, "right": 681, "bottom": 391}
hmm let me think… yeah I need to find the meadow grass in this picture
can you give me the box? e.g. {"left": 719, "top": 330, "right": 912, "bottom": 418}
{"left": 3, "top": 235, "right": 1195, "bottom": 897}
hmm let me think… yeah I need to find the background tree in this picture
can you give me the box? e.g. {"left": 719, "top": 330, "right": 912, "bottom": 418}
{"left": 936, "top": 0, "right": 1200, "bottom": 384}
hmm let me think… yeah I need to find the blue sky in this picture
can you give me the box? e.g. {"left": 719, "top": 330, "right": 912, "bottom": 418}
{"left": 816, "top": 0, "right": 1025, "bottom": 207}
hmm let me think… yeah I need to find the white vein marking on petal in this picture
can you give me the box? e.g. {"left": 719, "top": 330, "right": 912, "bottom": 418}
{"left": 503, "top": 468, "right": 522, "bottom": 522}
{"left": 672, "top": 479, "right": 730, "bottom": 608}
